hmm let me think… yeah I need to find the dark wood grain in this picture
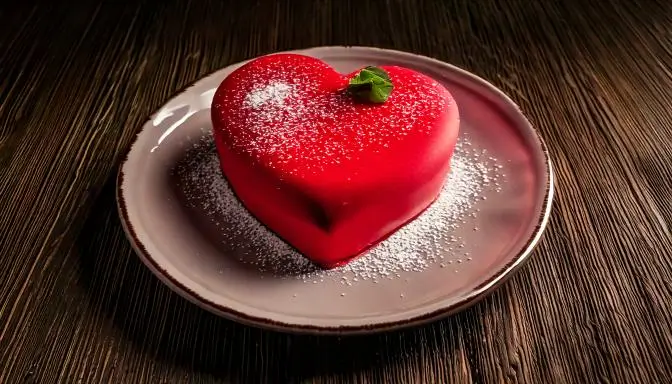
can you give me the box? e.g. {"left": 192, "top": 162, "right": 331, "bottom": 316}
{"left": 1, "top": 0, "right": 671, "bottom": 382}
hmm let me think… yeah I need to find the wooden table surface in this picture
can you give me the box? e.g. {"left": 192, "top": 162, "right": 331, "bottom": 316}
{"left": 2, "top": 0, "right": 672, "bottom": 383}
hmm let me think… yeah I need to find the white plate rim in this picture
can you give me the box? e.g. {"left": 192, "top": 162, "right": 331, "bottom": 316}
{"left": 116, "top": 46, "right": 555, "bottom": 335}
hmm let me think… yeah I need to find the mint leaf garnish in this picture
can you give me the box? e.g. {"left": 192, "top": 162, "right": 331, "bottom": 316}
{"left": 347, "top": 66, "right": 394, "bottom": 103}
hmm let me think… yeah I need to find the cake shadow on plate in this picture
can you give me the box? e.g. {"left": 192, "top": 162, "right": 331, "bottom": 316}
{"left": 169, "top": 135, "right": 322, "bottom": 277}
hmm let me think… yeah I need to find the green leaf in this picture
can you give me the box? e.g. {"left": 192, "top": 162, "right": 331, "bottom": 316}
{"left": 363, "top": 66, "right": 391, "bottom": 81}
{"left": 347, "top": 66, "right": 394, "bottom": 103}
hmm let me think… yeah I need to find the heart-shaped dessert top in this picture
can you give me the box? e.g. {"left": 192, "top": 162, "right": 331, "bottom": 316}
{"left": 211, "top": 53, "right": 459, "bottom": 268}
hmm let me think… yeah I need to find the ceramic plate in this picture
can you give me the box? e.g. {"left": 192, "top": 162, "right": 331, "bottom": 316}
{"left": 117, "top": 46, "right": 554, "bottom": 335}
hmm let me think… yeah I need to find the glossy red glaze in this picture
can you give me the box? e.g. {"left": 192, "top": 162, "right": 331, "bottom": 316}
{"left": 211, "top": 54, "right": 459, "bottom": 268}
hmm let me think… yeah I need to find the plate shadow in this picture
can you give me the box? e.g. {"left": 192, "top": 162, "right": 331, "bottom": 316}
{"left": 76, "top": 171, "right": 489, "bottom": 382}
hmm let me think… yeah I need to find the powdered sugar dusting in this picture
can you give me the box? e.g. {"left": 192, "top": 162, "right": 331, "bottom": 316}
{"left": 212, "top": 55, "right": 451, "bottom": 176}
{"left": 245, "top": 82, "right": 293, "bottom": 108}
{"left": 173, "top": 132, "right": 504, "bottom": 285}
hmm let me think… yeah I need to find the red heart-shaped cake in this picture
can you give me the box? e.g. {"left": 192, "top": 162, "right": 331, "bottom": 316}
{"left": 211, "top": 53, "right": 459, "bottom": 268}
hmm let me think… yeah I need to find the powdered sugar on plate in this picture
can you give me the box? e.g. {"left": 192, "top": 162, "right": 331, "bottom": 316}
{"left": 173, "top": 131, "right": 503, "bottom": 286}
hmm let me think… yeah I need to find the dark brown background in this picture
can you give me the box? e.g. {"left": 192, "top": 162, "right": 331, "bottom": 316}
{"left": 2, "top": 0, "right": 672, "bottom": 383}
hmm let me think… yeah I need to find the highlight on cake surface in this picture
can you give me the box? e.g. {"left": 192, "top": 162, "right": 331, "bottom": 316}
{"left": 210, "top": 53, "right": 461, "bottom": 268}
